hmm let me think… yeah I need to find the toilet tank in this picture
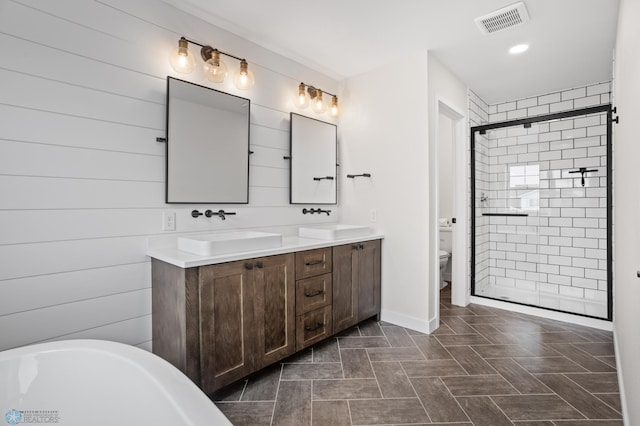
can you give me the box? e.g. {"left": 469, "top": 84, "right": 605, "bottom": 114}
{"left": 439, "top": 225, "right": 452, "bottom": 252}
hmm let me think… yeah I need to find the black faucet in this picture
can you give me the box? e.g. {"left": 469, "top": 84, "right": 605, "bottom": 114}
{"left": 302, "top": 208, "right": 331, "bottom": 216}
{"left": 205, "top": 209, "right": 237, "bottom": 220}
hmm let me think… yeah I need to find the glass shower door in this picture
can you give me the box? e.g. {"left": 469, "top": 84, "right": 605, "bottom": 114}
{"left": 471, "top": 105, "right": 611, "bottom": 320}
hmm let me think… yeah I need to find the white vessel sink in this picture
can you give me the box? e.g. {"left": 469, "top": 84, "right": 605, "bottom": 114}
{"left": 298, "top": 224, "right": 371, "bottom": 240}
{"left": 177, "top": 231, "right": 282, "bottom": 256}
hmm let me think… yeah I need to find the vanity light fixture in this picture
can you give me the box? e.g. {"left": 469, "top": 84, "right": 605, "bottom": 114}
{"left": 295, "top": 82, "right": 340, "bottom": 117}
{"left": 169, "top": 37, "right": 255, "bottom": 90}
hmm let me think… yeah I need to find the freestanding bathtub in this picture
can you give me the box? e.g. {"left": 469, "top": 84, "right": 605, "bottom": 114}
{"left": 0, "top": 340, "right": 232, "bottom": 425}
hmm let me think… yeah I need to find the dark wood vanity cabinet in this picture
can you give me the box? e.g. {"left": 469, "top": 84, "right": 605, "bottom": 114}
{"left": 333, "top": 240, "right": 382, "bottom": 334}
{"left": 151, "top": 239, "right": 380, "bottom": 393}
{"left": 152, "top": 253, "right": 295, "bottom": 394}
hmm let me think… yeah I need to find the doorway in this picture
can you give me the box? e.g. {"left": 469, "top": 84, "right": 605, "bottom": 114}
{"left": 434, "top": 98, "right": 468, "bottom": 325}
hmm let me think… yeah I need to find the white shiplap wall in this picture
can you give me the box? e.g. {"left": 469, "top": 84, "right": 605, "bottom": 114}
{"left": 0, "top": 0, "right": 339, "bottom": 351}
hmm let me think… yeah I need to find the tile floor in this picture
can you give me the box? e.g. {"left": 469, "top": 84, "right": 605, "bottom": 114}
{"left": 212, "top": 285, "right": 622, "bottom": 425}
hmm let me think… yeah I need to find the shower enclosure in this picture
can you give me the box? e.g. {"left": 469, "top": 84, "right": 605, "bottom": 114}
{"left": 471, "top": 104, "right": 612, "bottom": 320}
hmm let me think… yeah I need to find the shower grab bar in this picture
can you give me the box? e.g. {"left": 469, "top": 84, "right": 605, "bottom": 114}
{"left": 482, "top": 213, "right": 529, "bottom": 217}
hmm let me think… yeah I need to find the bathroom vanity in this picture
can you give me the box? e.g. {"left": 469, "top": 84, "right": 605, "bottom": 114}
{"left": 148, "top": 234, "right": 381, "bottom": 393}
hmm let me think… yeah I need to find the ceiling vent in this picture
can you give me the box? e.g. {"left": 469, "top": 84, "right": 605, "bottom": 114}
{"left": 475, "top": 2, "right": 530, "bottom": 35}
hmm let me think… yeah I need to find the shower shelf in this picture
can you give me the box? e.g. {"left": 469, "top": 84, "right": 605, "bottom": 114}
{"left": 482, "top": 213, "right": 529, "bottom": 217}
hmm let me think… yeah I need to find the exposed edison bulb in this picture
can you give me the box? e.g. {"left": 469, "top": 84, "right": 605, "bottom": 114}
{"left": 169, "top": 38, "right": 196, "bottom": 74}
{"left": 311, "top": 89, "right": 327, "bottom": 114}
{"left": 329, "top": 96, "right": 339, "bottom": 117}
{"left": 233, "top": 59, "right": 255, "bottom": 90}
{"left": 294, "top": 83, "right": 309, "bottom": 109}
{"left": 204, "top": 49, "right": 228, "bottom": 83}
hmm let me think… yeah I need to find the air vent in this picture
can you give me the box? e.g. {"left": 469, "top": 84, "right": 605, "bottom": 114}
{"left": 475, "top": 2, "right": 530, "bottom": 35}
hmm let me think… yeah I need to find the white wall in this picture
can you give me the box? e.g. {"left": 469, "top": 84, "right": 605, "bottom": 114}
{"left": 438, "top": 114, "right": 454, "bottom": 220}
{"left": 613, "top": 0, "right": 640, "bottom": 422}
{"left": 0, "top": 0, "right": 338, "bottom": 351}
{"left": 339, "top": 52, "right": 431, "bottom": 332}
{"left": 427, "top": 54, "right": 469, "bottom": 320}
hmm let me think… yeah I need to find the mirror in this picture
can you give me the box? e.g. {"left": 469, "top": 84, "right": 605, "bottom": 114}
{"left": 290, "top": 113, "right": 337, "bottom": 204}
{"left": 166, "top": 77, "right": 250, "bottom": 203}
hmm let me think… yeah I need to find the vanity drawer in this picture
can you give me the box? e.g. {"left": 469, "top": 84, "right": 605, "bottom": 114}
{"left": 296, "top": 273, "right": 332, "bottom": 315}
{"left": 295, "top": 248, "right": 332, "bottom": 279}
{"left": 296, "top": 306, "right": 332, "bottom": 350}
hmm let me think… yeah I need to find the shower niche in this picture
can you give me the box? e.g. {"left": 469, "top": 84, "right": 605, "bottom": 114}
{"left": 471, "top": 104, "right": 612, "bottom": 320}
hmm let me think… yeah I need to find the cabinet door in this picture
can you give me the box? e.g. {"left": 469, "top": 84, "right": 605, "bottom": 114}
{"left": 332, "top": 244, "right": 359, "bottom": 334}
{"left": 253, "top": 254, "right": 296, "bottom": 368}
{"left": 357, "top": 240, "right": 382, "bottom": 321}
{"left": 198, "top": 261, "right": 254, "bottom": 393}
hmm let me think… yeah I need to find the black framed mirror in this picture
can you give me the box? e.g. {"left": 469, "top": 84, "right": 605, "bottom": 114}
{"left": 289, "top": 113, "right": 337, "bottom": 204}
{"left": 166, "top": 77, "right": 250, "bottom": 204}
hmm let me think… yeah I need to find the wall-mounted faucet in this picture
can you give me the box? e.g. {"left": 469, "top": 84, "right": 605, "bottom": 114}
{"left": 205, "top": 209, "right": 236, "bottom": 220}
{"left": 302, "top": 208, "right": 331, "bottom": 216}
{"left": 191, "top": 209, "right": 237, "bottom": 220}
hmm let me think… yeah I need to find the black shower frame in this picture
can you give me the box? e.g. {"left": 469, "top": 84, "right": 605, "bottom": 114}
{"left": 470, "top": 104, "right": 613, "bottom": 321}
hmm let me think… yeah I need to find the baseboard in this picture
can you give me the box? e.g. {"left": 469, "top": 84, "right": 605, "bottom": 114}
{"left": 613, "top": 328, "right": 630, "bottom": 425}
{"left": 380, "top": 309, "right": 432, "bottom": 334}
{"left": 470, "top": 296, "right": 613, "bottom": 331}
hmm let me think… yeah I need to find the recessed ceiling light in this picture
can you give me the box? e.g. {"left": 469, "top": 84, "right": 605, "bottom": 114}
{"left": 509, "top": 44, "right": 529, "bottom": 54}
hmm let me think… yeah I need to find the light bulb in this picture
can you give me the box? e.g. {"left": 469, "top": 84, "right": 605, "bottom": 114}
{"left": 329, "top": 96, "right": 339, "bottom": 117}
{"left": 294, "top": 83, "right": 309, "bottom": 109}
{"left": 233, "top": 59, "right": 255, "bottom": 90}
{"left": 312, "top": 89, "right": 326, "bottom": 114}
{"left": 169, "top": 38, "right": 196, "bottom": 74}
{"left": 204, "top": 49, "right": 228, "bottom": 83}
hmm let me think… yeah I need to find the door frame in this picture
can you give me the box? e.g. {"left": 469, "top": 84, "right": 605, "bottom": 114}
{"left": 433, "top": 96, "right": 469, "bottom": 326}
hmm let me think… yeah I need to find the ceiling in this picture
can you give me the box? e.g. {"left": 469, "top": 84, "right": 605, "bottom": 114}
{"left": 164, "top": 0, "right": 619, "bottom": 104}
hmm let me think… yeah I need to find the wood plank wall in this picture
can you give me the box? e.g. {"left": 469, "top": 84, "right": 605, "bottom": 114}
{"left": 0, "top": 0, "right": 339, "bottom": 351}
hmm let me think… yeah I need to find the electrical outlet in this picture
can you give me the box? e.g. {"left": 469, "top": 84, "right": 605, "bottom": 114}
{"left": 162, "top": 212, "right": 176, "bottom": 231}
{"left": 369, "top": 208, "right": 377, "bottom": 223}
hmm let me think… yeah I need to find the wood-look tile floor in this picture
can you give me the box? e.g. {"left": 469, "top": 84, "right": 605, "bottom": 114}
{"left": 212, "top": 286, "right": 622, "bottom": 425}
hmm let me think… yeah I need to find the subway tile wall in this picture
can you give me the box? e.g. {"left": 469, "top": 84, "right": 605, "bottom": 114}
{"left": 472, "top": 82, "right": 610, "bottom": 307}
{"left": 468, "top": 91, "right": 490, "bottom": 294}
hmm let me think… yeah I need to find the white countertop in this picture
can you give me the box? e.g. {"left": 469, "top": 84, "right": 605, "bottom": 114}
{"left": 146, "top": 233, "right": 384, "bottom": 268}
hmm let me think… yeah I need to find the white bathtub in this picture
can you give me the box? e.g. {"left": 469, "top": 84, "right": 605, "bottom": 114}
{"left": 0, "top": 340, "right": 232, "bottom": 425}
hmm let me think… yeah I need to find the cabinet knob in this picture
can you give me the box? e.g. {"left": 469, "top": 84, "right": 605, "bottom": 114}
{"left": 256, "top": 261, "right": 263, "bottom": 269}
{"left": 359, "top": 244, "right": 364, "bottom": 250}
{"left": 244, "top": 262, "right": 253, "bottom": 270}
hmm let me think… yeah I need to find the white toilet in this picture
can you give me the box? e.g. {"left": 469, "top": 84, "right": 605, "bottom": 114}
{"left": 439, "top": 224, "right": 452, "bottom": 289}
{"left": 439, "top": 250, "right": 450, "bottom": 289}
